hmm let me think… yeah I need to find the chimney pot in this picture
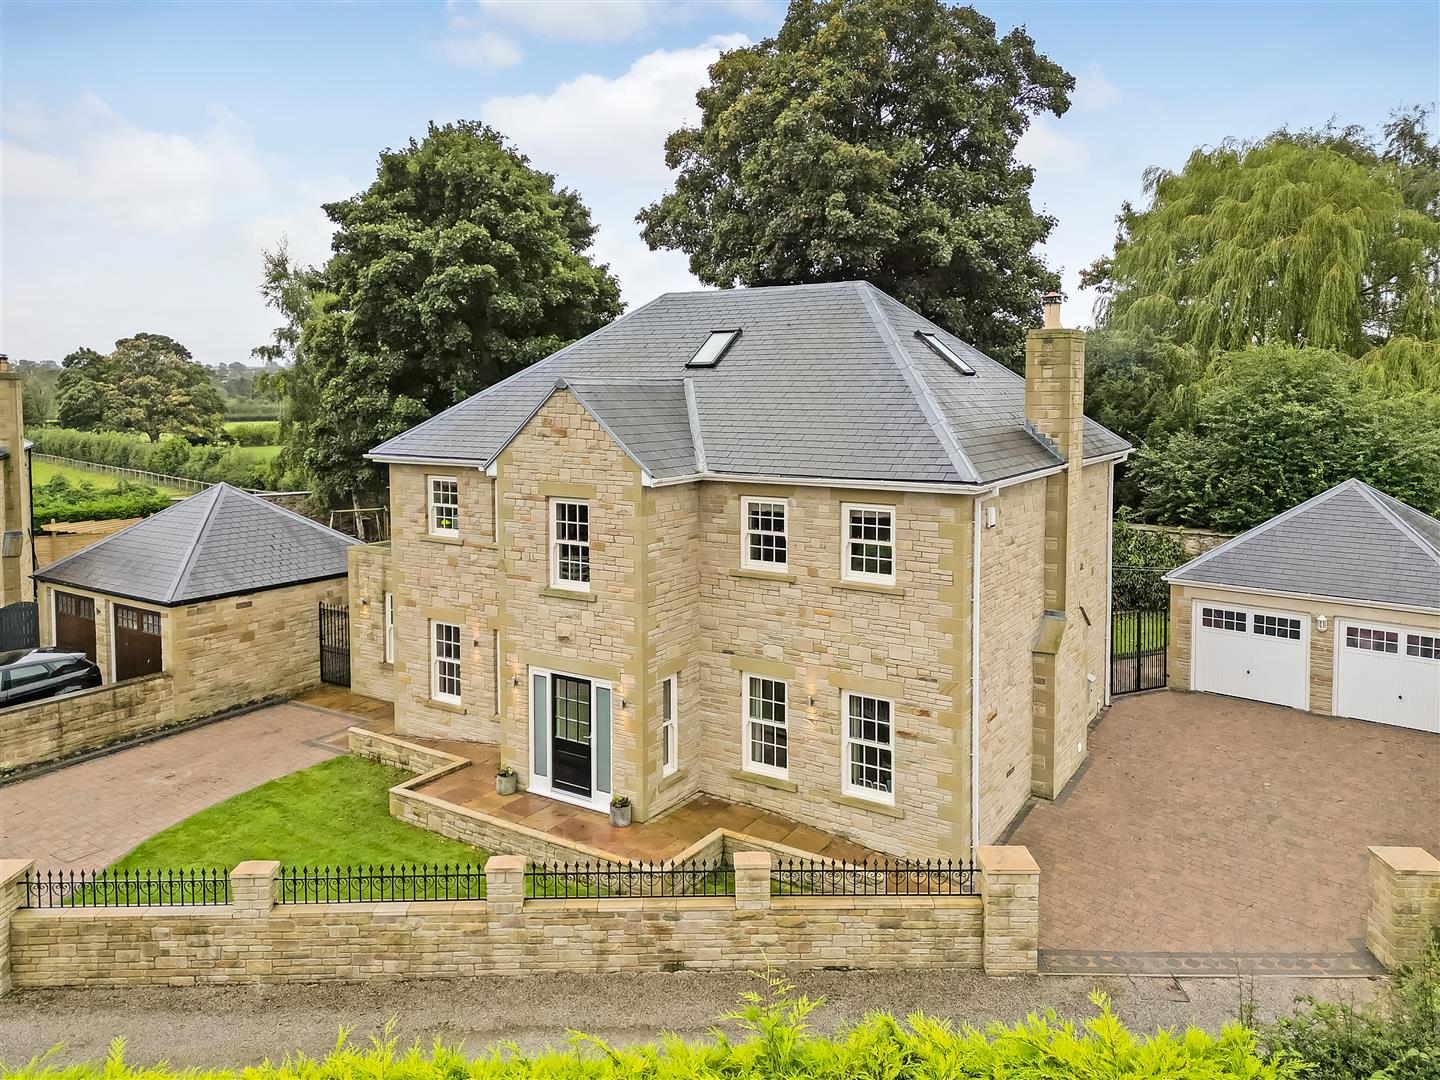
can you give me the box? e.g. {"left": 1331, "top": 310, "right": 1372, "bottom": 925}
{"left": 1041, "top": 292, "right": 1063, "bottom": 330}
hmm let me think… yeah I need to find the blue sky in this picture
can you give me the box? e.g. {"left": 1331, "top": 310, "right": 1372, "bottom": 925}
{"left": 3, "top": 0, "right": 1436, "bottom": 366}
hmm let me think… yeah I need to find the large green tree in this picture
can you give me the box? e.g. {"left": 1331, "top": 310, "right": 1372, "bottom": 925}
{"left": 637, "top": 0, "right": 1073, "bottom": 366}
{"left": 1085, "top": 132, "right": 1440, "bottom": 356}
{"left": 55, "top": 336, "right": 224, "bottom": 442}
{"left": 1129, "top": 344, "right": 1440, "bottom": 530}
{"left": 282, "top": 122, "right": 622, "bottom": 504}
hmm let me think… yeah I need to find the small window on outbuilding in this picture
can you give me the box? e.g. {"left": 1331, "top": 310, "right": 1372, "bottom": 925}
{"left": 686, "top": 329, "right": 741, "bottom": 368}
{"left": 915, "top": 331, "right": 976, "bottom": 375}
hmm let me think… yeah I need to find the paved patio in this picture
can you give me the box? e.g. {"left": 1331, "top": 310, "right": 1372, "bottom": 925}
{"left": 346, "top": 710, "right": 880, "bottom": 864}
{"left": 1008, "top": 689, "right": 1440, "bottom": 975}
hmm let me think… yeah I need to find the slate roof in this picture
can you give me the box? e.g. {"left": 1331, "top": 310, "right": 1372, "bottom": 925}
{"left": 34, "top": 483, "right": 359, "bottom": 606}
{"left": 1165, "top": 480, "right": 1440, "bottom": 611}
{"left": 369, "top": 281, "right": 1131, "bottom": 486}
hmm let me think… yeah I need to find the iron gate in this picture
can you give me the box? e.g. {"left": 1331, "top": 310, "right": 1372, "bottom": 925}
{"left": 318, "top": 603, "right": 350, "bottom": 687}
{"left": 1111, "top": 566, "right": 1169, "bottom": 694}
{"left": 0, "top": 601, "right": 39, "bottom": 652}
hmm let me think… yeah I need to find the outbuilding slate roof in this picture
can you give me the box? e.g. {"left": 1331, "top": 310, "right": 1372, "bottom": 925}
{"left": 34, "top": 483, "right": 359, "bottom": 606}
{"left": 369, "top": 281, "right": 1131, "bottom": 486}
{"left": 1164, "top": 480, "right": 1440, "bottom": 612}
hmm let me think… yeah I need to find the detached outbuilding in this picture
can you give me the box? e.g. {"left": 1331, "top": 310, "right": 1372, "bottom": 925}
{"left": 1165, "top": 479, "right": 1439, "bottom": 733}
{"left": 33, "top": 483, "right": 358, "bottom": 717}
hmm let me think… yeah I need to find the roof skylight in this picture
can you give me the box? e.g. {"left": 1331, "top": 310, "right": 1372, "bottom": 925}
{"left": 686, "top": 329, "right": 741, "bottom": 368}
{"left": 915, "top": 331, "right": 976, "bottom": 376}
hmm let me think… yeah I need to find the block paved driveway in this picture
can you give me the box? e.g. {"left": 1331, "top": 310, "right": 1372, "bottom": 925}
{"left": 1008, "top": 690, "right": 1440, "bottom": 975}
{"left": 0, "top": 703, "right": 352, "bottom": 871}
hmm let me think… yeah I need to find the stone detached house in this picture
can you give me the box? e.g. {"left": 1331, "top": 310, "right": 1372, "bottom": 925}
{"left": 33, "top": 483, "right": 357, "bottom": 718}
{"left": 349, "top": 282, "right": 1130, "bottom": 857}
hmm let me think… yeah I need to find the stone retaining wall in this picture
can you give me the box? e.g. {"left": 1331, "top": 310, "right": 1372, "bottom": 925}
{"left": 0, "top": 850, "right": 1036, "bottom": 990}
{"left": 0, "top": 674, "right": 172, "bottom": 774}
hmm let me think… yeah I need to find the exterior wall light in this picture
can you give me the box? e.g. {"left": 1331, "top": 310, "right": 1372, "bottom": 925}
{"left": 1316, "top": 614, "right": 1328, "bottom": 632}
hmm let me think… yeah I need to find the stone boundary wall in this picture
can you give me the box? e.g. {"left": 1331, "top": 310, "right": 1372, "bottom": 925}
{"left": 0, "top": 674, "right": 173, "bottom": 774}
{"left": 1128, "top": 523, "right": 1234, "bottom": 558}
{"left": 1366, "top": 846, "right": 1440, "bottom": 971}
{"left": 0, "top": 850, "right": 1037, "bottom": 990}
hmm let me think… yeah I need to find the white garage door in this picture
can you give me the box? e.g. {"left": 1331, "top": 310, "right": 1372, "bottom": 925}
{"left": 1192, "top": 601, "right": 1309, "bottom": 710}
{"left": 1334, "top": 622, "right": 1440, "bottom": 733}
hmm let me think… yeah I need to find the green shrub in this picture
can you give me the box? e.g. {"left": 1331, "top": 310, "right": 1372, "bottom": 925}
{"left": 1259, "top": 930, "right": 1440, "bottom": 1080}
{"left": 31, "top": 427, "right": 282, "bottom": 491}
{"left": 32, "top": 477, "right": 170, "bottom": 525}
{"left": 1113, "top": 509, "right": 1191, "bottom": 570}
{"left": 5, "top": 980, "right": 1298, "bottom": 1079}
{"left": 224, "top": 421, "right": 279, "bottom": 446}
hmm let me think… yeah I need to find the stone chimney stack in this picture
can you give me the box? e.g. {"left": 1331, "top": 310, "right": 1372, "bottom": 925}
{"left": 0, "top": 356, "right": 32, "bottom": 605}
{"left": 1024, "top": 293, "right": 1088, "bottom": 800}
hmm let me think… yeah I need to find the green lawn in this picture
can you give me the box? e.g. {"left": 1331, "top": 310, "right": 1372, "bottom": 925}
{"left": 110, "top": 756, "right": 487, "bottom": 871}
{"left": 31, "top": 458, "right": 188, "bottom": 498}
{"left": 229, "top": 444, "right": 282, "bottom": 465}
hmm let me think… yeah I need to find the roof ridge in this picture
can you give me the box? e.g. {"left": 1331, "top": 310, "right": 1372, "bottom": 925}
{"left": 167, "top": 484, "right": 229, "bottom": 604}
{"left": 1350, "top": 481, "right": 1440, "bottom": 566}
{"left": 369, "top": 292, "right": 674, "bottom": 461}
{"left": 853, "top": 281, "right": 980, "bottom": 484}
{"left": 222, "top": 484, "right": 361, "bottom": 546}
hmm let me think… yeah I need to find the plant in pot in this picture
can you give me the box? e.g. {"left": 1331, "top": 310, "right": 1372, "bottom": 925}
{"left": 609, "top": 794, "right": 632, "bottom": 828}
{"left": 495, "top": 763, "right": 518, "bottom": 796}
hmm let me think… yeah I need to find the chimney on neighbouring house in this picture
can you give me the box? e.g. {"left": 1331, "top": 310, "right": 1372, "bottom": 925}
{"left": 1024, "top": 292, "right": 1088, "bottom": 800}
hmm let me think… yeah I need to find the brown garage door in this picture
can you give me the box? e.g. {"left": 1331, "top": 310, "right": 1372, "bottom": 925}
{"left": 54, "top": 591, "right": 97, "bottom": 663}
{"left": 114, "top": 604, "right": 162, "bottom": 681}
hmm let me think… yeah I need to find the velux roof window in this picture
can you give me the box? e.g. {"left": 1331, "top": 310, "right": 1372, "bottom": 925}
{"left": 686, "top": 329, "right": 741, "bottom": 368}
{"left": 915, "top": 331, "right": 976, "bottom": 376}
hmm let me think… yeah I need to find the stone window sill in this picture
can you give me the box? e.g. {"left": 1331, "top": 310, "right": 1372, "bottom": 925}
{"left": 728, "top": 767, "right": 798, "bottom": 793}
{"left": 831, "top": 579, "right": 905, "bottom": 597}
{"left": 832, "top": 793, "right": 905, "bottom": 819}
{"left": 540, "top": 586, "right": 597, "bottom": 603}
{"left": 420, "top": 534, "right": 464, "bottom": 547}
{"left": 729, "top": 568, "right": 797, "bottom": 584}
{"left": 425, "top": 698, "right": 468, "bottom": 715}
{"left": 658, "top": 768, "right": 688, "bottom": 792}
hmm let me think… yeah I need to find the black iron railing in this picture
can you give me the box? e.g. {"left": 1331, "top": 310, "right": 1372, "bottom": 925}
{"left": 525, "top": 858, "right": 734, "bottom": 899}
{"left": 277, "top": 862, "right": 486, "bottom": 903}
{"left": 23, "top": 868, "right": 231, "bottom": 908}
{"left": 770, "top": 857, "right": 976, "bottom": 896}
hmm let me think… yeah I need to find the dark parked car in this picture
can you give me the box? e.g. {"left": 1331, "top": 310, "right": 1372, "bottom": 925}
{"left": 0, "top": 648, "right": 102, "bottom": 708}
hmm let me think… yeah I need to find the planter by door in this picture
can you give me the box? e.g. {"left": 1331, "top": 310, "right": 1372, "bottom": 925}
{"left": 113, "top": 604, "right": 163, "bottom": 682}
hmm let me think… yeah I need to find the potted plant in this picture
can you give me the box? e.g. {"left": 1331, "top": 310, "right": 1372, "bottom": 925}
{"left": 609, "top": 794, "right": 632, "bottom": 828}
{"left": 495, "top": 763, "right": 518, "bottom": 796}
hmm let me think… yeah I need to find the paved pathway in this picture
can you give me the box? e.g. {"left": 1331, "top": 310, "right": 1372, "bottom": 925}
{"left": 1009, "top": 690, "right": 1440, "bottom": 975}
{"left": 0, "top": 702, "right": 352, "bottom": 871}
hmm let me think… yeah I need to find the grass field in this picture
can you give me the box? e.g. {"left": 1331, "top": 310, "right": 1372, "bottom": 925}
{"left": 31, "top": 458, "right": 188, "bottom": 498}
{"left": 229, "top": 444, "right": 282, "bottom": 464}
{"left": 110, "top": 756, "right": 486, "bottom": 871}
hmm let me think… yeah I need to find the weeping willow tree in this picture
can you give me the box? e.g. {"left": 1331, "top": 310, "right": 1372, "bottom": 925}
{"left": 1359, "top": 334, "right": 1440, "bottom": 397}
{"left": 1085, "top": 138, "right": 1440, "bottom": 356}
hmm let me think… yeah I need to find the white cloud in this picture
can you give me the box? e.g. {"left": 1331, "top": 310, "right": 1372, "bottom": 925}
{"left": 1017, "top": 115, "right": 1089, "bottom": 176}
{"left": 1072, "top": 63, "right": 1121, "bottom": 113}
{"left": 472, "top": 0, "right": 667, "bottom": 44}
{"left": 3, "top": 101, "right": 266, "bottom": 229}
{"left": 480, "top": 34, "right": 748, "bottom": 302}
{"left": 1, "top": 99, "right": 343, "bottom": 365}
{"left": 434, "top": 29, "right": 523, "bottom": 69}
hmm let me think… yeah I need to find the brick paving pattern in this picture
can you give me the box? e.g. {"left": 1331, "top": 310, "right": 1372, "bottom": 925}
{"left": 0, "top": 702, "right": 352, "bottom": 871}
{"left": 1009, "top": 690, "right": 1440, "bottom": 974}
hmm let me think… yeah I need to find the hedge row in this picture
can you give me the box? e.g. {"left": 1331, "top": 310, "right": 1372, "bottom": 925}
{"left": 30, "top": 427, "right": 292, "bottom": 491}
{"left": 32, "top": 477, "right": 171, "bottom": 525}
{"left": 3, "top": 984, "right": 1299, "bottom": 1079}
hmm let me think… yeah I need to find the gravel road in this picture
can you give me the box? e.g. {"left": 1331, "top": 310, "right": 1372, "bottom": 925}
{"left": 0, "top": 971, "right": 1382, "bottom": 1069}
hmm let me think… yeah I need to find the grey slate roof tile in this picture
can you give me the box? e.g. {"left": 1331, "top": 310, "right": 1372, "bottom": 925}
{"left": 370, "top": 281, "right": 1130, "bottom": 486}
{"left": 1166, "top": 480, "right": 1440, "bottom": 610}
{"left": 35, "top": 484, "right": 359, "bottom": 605}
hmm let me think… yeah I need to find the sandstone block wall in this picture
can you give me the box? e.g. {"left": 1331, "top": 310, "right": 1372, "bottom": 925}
{"left": 348, "top": 542, "right": 396, "bottom": 701}
{"left": 172, "top": 578, "right": 345, "bottom": 719}
{"left": 3, "top": 850, "right": 1028, "bottom": 989}
{"left": 1366, "top": 846, "right": 1440, "bottom": 971}
{"left": 0, "top": 674, "right": 173, "bottom": 772}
